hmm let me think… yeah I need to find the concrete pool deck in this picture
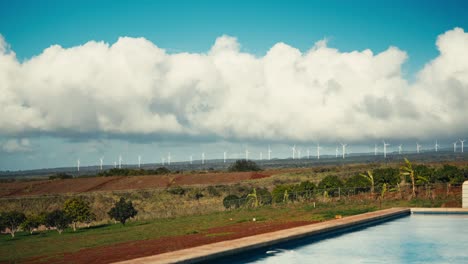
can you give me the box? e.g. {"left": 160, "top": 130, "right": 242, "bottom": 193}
{"left": 115, "top": 208, "right": 412, "bottom": 264}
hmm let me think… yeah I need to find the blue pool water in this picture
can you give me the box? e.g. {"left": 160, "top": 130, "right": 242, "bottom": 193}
{"left": 216, "top": 214, "right": 468, "bottom": 263}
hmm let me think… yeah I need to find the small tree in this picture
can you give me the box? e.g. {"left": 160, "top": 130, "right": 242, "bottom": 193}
{"left": 1, "top": 211, "right": 26, "bottom": 238}
{"left": 108, "top": 198, "right": 138, "bottom": 225}
{"left": 400, "top": 158, "right": 416, "bottom": 198}
{"left": 359, "top": 170, "right": 374, "bottom": 195}
{"left": 45, "top": 210, "right": 71, "bottom": 234}
{"left": 64, "top": 197, "right": 93, "bottom": 231}
{"left": 20, "top": 214, "right": 43, "bottom": 235}
{"left": 228, "top": 160, "right": 261, "bottom": 172}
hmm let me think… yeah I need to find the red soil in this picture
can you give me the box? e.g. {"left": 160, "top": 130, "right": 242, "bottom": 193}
{"left": 26, "top": 220, "right": 316, "bottom": 264}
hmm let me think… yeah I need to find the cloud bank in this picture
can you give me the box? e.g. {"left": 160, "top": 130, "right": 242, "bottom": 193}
{"left": 0, "top": 28, "right": 467, "bottom": 143}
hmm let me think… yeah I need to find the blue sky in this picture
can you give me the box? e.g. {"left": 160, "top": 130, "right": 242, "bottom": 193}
{"left": 0, "top": 0, "right": 467, "bottom": 170}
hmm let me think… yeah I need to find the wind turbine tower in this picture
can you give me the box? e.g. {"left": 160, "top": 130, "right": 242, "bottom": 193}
{"left": 398, "top": 144, "right": 402, "bottom": 155}
{"left": 460, "top": 139, "right": 466, "bottom": 153}
{"left": 202, "top": 152, "right": 205, "bottom": 165}
{"left": 316, "top": 144, "right": 321, "bottom": 160}
{"left": 118, "top": 155, "right": 122, "bottom": 169}
{"left": 307, "top": 149, "right": 310, "bottom": 159}
{"left": 114, "top": 161, "right": 117, "bottom": 168}
{"left": 138, "top": 155, "right": 141, "bottom": 169}
{"left": 268, "top": 145, "right": 272, "bottom": 160}
{"left": 416, "top": 143, "right": 421, "bottom": 154}
{"left": 341, "top": 143, "right": 347, "bottom": 159}
{"left": 291, "top": 145, "right": 296, "bottom": 159}
{"left": 435, "top": 141, "right": 440, "bottom": 152}
{"left": 190, "top": 155, "right": 193, "bottom": 164}
{"left": 77, "top": 159, "right": 80, "bottom": 172}
{"left": 374, "top": 144, "right": 378, "bottom": 156}
{"left": 167, "top": 153, "right": 171, "bottom": 165}
{"left": 383, "top": 141, "right": 390, "bottom": 158}
{"left": 100, "top": 157, "right": 104, "bottom": 171}
{"left": 335, "top": 147, "right": 339, "bottom": 158}
{"left": 223, "top": 151, "right": 227, "bottom": 163}
{"left": 453, "top": 142, "right": 457, "bottom": 152}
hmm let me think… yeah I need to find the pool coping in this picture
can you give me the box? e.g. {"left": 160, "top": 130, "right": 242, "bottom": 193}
{"left": 114, "top": 207, "right": 412, "bottom": 264}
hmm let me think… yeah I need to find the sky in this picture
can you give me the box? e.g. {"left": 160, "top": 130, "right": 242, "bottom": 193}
{"left": 0, "top": 0, "right": 468, "bottom": 170}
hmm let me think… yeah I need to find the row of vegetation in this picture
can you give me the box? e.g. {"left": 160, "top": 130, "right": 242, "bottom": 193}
{"left": 0, "top": 197, "right": 137, "bottom": 238}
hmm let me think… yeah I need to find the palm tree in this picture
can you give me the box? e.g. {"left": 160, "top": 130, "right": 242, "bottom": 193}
{"left": 400, "top": 158, "right": 416, "bottom": 198}
{"left": 360, "top": 170, "right": 374, "bottom": 195}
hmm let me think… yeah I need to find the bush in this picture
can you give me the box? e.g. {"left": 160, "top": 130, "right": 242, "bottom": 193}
{"left": 372, "top": 168, "right": 400, "bottom": 188}
{"left": 167, "top": 186, "right": 186, "bottom": 196}
{"left": 228, "top": 160, "right": 261, "bottom": 172}
{"left": 434, "top": 165, "right": 464, "bottom": 184}
{"left": 256, "top": 188, "right": 273, "bottom": 205}
{"left": 318, "top": 175, "right": 344, "bottom": 196}
{"left": 223, "top": 195, "right": 240, "bottom": 209}
{"left": 345, "top": 174, "right": 371, "bottom": 193}
{"left": 294, "top": 181, "right": 316, "bottom": 199}
{"left": 207, "top": 186, "right": 221, "bottom": 197}
{"left": 63, "top": 197, "right": 93, "bottom": 231}
{"left": 272, "top": 185, "right": 294, "bottom": 203}
{"left": 49, "top": 173, "right": 73, "bottom": 180}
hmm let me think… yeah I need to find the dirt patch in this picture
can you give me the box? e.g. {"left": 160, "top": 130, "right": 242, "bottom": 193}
{"left": 26, "top": 220, "right": 316, "bottom": 264}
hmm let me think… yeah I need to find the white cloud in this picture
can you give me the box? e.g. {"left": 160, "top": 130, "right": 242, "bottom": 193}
{"left": 0, "top": 28, "right": 467, "bottom": 143}
{"left": 1, "top": 138, "right": 32, "bottom": 153}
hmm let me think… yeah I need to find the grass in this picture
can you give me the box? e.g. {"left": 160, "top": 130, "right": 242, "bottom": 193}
{"left": 1, "top": 194, "right": 459, "bottom": 263}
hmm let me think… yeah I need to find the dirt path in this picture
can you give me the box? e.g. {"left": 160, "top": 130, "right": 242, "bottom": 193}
{"left": 25, "top": 221, "right": 316, "bottom": 264}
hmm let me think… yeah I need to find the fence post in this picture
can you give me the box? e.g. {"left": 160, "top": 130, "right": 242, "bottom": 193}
{"left": 338, "top": 187, "right": 341, "bottom": 199}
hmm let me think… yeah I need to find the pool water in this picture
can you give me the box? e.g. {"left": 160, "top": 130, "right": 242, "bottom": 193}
{"left": 217, "top": 214, "right": 468, "bottom": 263}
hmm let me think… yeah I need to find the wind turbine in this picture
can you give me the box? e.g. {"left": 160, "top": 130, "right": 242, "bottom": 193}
{"left": 291, "top": 145, "right": 296, "bottom": 159}
{"left": 307, "top": 149, "right": 310, "bottom": 159}
{"left": 383, "top": 141, "right": 390, "bottom": 158}
{"left": 316, "top": 144, "right": 322, "bottom": 160}
{"left": 190, "top": 155, "right": 193, "bottom": 164}
{"left": 453, "top": 141, "right": 457, "bottom": 152}
{"left": 341, "top": 143, "right": 347, "bottom": 159}
{"left": 77, "top": 159, "right": 80, "bottom": 172}
{"left": 435, "top": 141, "right": 440, "bottom": 152}
{"left": 268, "top": 145, "right": 272, "bottom": 160}
{"left": 223, "top": 151, "right": 227, "bottom": 163}
{"left": 398, "top": 144, "right": 403, "bottom": 155}
{"left": 138, "top": 155, "right": 141, "bottom": 169}
{"left": 114, "top": 161, "right": 117, "bottom": 168}
{"left": 100, "top": 157, "right": 104, "bottom": 171}
{"left": 460, "top": 139, "right": 466, "bottom": 153}
{"left": 167, "top": 153, "right": 171, "bottom": 165}
{"left": 335, "top": 147, "right": 339, "bottom": 158}
{"left": 118, "top": 155, "right": 122, "bottom": 169}
{"left": 416, "top": 143, "right": 421, "bottom": 154}
{"left": 374, "top": 144, "right": 378, "bottom": 156}
{"left": 202, "top": 152, "right": 205, "bottom": 164}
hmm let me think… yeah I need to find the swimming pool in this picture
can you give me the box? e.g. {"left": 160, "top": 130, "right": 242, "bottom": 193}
{"left": 215, "top": 214, "right": 468, "bottom": 263}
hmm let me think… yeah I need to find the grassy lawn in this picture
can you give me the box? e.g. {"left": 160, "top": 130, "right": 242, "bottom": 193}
{"left": 1, "top": 195, "right": 456, "bottom": 263}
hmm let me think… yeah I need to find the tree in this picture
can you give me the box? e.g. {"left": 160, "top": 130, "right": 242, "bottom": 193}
{"left": 45, "top": 210, "right": 71, "bottom": 234}
{"left": 228, "top": 160, "right": 261, "bottom": 172}
{"left": 108, "top": 198, "right": 138, "bottom": 225}
{"left": 400, "top": 158, "right": 416, "bottom": 197}
{"left": 20, "top": 214, "right": 43, "bottom": 235}
{"left": 1, "top": 211, "right": 26, "bottom": 238}
{"left": 64, "top": 197, "right": 93, "bottom": 231}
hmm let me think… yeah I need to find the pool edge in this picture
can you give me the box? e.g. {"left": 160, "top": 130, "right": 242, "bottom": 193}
{"left": 113, "top": 208, "right": 410, "bottom": 264}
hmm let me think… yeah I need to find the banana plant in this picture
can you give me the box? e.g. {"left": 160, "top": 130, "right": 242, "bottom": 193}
{"left": 360, "top": 170, "right": 374, "bottom": 195}
{"left": 400, "top": 158, "right": 416, "bottom": 198}
{"left": 247, "top": 188, "right": 259, "bottom": 208}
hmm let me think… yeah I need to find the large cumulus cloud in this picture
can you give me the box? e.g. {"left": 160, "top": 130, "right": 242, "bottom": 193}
{"left": 0, "top": 28, "right": 467, "bottom": 143}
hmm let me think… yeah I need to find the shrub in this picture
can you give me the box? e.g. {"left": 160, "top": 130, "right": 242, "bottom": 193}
{"left": 345, "top": 174, "right": 371, "bottom": 193}
{"left": 318, "top": 175, "right": 344, "bottom": 196}
{"left": 20, "top": 214, "right": 44, "bottom": 234}
{"left": 372, "top": 168, "right": 400, "bottom": 188}
{"left": 228, "top": 160, "right": 261, "bottom": 172}
{"left": 223, "top": 195, "right": 240, "bottom": 209}
{"left": 108, "top": 198, "right": 138, "bottom": 225}
{"left": 49, "top": 173, "right": 73, "bottom": 180}
{"left": 256, "top": 188, "right": 273, "bottom": 205}
{"left": 207, "top": 186, "right": 221, "bottom": 197}
{"left": 272, "top": 185, "right": 294, "bottom": 203}
{"left": 434, "top": 165, "right": 463, "bottom": 184}
{"left": 294, "top": 181, "right": 316, "bottom": 199}
{"left": 167, "top": 186, "right": 186, "bottom": 196}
